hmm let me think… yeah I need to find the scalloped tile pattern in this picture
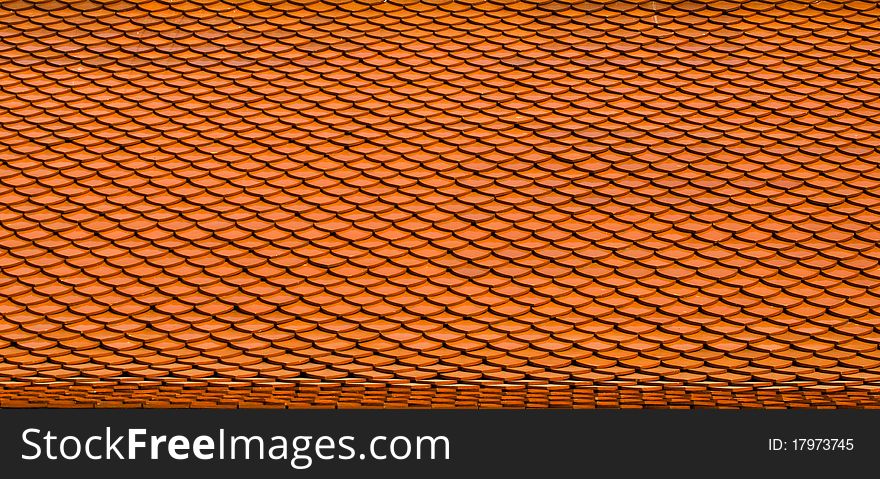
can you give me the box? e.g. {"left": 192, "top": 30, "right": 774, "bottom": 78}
{"left": 1, "top": 0, "right": 880, "bottom": 408}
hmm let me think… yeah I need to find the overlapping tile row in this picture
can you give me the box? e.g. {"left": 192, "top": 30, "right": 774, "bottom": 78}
{"left": 0, "top": 0, "right": 879, "bottom": 408}
{"left": 3, "top": 380, "right": 880, "bottom": 409}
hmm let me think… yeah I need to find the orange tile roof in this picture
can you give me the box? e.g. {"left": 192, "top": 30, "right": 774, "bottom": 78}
{"left": 1, "top": 0, "right": 880, "bottom": 408}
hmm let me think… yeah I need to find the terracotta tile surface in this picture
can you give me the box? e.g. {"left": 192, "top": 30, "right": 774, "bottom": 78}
{"left": 1, "top": 0, "right": 880, "bottom": 408}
